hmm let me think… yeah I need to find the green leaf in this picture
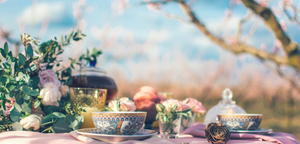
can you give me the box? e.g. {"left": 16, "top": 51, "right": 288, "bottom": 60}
{"left": 53, "top": 112, "right": 66, "bottom": 118}
{"left": 0, "top": 49, "right": 6, "bottom": 58}
{"left": 23, "top": 95, "right": 30, "bottom": 100}
{"left": 43, "top": 106, "right": 60, "bottom": 115}
{"left": 30, "top": 76, "right": 40, "bottom": 88}
{"left": 21, "top": 101, "right": 32, "bottom": 114}
{"left": 12, "top": 122, "right": 23, "bottom": 131}
{"left": 18, "top": 53, "right": 27, "bottom": 66}
{"left": 42, "top": 112, "right": 66, "bottom": 126}
{"left": 52, "top": 118, "right": 73, "bottom": 133}
{"left": 4, "top": 42, "right": 8, "bottom": 54}
{"left": 22, "top": 85, "right": 31, "bottom": 94}
{"left": 64, "top": 114, "right": 78, "bottom": 129}
{"left": 75, "top": 114, "right": 84, "bottom": 129}
{"left": 9, "top": 85, "right": 16, "bottom": 91}
{"left": 26, "top": 44, "right": 33, "bottom": 57}
{"left": 34, "top": 100, "right": 41, "bottom": 108}
{"left": 67, "top": 77, "right": 72, "bottom": 85}
{"left": 28, "top": 90, "right": 39, "bottom": 96}
{"left": 0, "top": 70, "right": 5, "bottom": 76}
{"left": 10, "top": 108, "right": 22, "bottom": 122}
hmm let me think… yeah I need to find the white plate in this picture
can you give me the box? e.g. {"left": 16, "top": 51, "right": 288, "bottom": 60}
{"left": 229, "top": 128, "right": 272, "bottom": 135}
{"left": 76, "top": 128, "right": 157, "bottom": 143}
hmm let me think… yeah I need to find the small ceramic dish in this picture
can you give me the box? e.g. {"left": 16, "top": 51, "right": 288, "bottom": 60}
{"left": 229, "top": 128, "right": 272, "bottom": 135}
{"left": 77, "top": 128, "right": 157, "bottom": 143}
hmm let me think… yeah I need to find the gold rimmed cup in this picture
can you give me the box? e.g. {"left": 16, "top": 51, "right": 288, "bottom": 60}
{"left": 91, "top": 111, "right": 147, "bottom": 135}
{"left": 217, "top": 114, "right": 262, "bottom": 130}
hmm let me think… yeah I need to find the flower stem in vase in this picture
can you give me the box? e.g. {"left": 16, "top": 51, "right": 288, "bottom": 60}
{"left": 158, "top": 114, "right": 182, "bottom": 139}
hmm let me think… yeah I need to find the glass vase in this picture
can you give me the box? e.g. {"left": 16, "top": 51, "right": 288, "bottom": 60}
{"left": 180, "top": 114, "right": 196, "bottom": 133}
{"left": 158, "top": 114, "right": 182, "bottom": 139}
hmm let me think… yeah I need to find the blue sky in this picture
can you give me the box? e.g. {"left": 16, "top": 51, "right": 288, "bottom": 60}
{"left": 0, "top": 0, "right": 298, "bottom": 85}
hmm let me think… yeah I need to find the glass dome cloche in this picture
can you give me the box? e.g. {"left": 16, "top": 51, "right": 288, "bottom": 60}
{"left": 204, "top": 88, "right": 246, "bottom": 125}
{"left": 70, "top": 60, "right": 117, "bottom": 102}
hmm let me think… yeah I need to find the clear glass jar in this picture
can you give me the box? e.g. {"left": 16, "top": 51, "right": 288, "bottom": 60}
{"left": 70, "top": 63, "right": 117, "bottom": 102}
{"left": 204, "top": 88, "right": 246, "bottom": 125}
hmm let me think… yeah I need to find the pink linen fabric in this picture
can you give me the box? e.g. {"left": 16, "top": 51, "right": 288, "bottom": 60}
{"left": 0, "top": 127, "right": 298, "bottom": 144}
{"left": 0, "top": 131, "right": 83, "bottom": 144}
{"left": 183, "top": 123, "right": 300, "bottom": 144}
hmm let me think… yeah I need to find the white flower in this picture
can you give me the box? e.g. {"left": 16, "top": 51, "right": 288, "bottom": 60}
{"left": 108, "top": 97, "right": 136, "bottom": 112}
{"left": 161, "top": 99, "right": 183, "bottom": 113}
{"left": 40, "top": 82, "right": 62, "bottom": 106}
{"left": 20, "top": 115, "right": 42, "bottom": 131}
{"left": 60, "top": 85, "right": 69, "bottom": 97}
{"left": 20, "top": 33, "right": 34, "bottom": 47}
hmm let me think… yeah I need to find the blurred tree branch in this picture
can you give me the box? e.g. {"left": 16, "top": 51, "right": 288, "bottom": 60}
{"left": 139, "top": 0, "right": 300, "bottom": 71}
{"left": 177, "top": 0, "right": 289, "bottom": 65}
{"left": 135, "top": 0, "right": 300, "bottom": 91}
{"left": 241, "top": 0, "right": 300, "bottom": 72}
{"left": 283, "top": 3, "right": 300, "bottom": 28}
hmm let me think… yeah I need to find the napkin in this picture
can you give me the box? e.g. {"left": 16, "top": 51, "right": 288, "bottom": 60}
{"left": 183, "top": 123, "right": 300, "bottom": 144}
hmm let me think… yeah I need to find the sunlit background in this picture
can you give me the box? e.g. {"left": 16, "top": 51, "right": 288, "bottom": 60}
{"left": 0, "top": 0, "right": 300, "bottom": 139}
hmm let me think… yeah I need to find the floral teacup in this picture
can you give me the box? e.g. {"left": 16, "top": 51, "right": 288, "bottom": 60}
{"left": 91, "top": 112, "right": 147, "bottom": 135}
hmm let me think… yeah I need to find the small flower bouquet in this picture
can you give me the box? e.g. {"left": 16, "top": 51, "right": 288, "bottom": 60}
{"left": 181, "top": 98, "right": 206, "bottom": 131}
{"left": 105, "top": 97, "right": 136, "bottom": 112}
{"left": 0, "top": 30, "right": 92, "bottom": 133}
{"left": 155, "top": 99, "right": 192, "bottom": 138}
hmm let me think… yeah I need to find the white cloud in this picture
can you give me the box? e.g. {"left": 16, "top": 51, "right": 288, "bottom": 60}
{"left": 19, "top": 2, "right": 65, "bottom": 25}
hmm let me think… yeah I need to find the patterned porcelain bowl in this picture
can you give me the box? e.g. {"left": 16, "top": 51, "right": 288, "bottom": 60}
{"left": 217, "top": 114, "right": 262, "bottom": 130}
{"left": 91, "top": 112, "right": 147, "bottom": 135}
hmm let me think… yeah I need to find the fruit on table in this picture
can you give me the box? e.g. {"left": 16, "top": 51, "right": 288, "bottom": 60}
{"left": 134, "top": 86, "right": 160, "bottom": 124}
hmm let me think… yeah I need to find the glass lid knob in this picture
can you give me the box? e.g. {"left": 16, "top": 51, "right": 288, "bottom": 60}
{"left": 222, "top": 88, "right": 232, "bottom": 100}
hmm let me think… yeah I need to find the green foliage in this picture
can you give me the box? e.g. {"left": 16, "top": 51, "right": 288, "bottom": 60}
{"left": 78, "top": 47, "right": 102, "bottom": 67}
{"left": 0, "top": 30, "right": 88, "bottom": 133}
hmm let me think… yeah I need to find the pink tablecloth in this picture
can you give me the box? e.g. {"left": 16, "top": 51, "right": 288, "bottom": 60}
{"left": 0, "top": 131, "right": 292, "bottom": 144}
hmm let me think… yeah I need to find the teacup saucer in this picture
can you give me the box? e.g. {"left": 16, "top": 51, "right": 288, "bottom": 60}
{"left": 229, "top": 128, "right": 272, "bottom": 135}
{"left": 76, "top": 128, "right": 157, "bottom": 143}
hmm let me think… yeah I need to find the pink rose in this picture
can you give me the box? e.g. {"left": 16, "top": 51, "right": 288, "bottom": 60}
{"left": 183, "top": 98, "right": 206, "bottom": 114}
{"left": 38, "top": 69, "right": 61, "bottom": 88}
{"left": 181, "top": 103, "right": 191, "bottom": 111}
{"left": 108, "top": 97, "right": 136, "bottom": 112}
{"left": 1, "top": 97, "right": 15, "bottom": 116}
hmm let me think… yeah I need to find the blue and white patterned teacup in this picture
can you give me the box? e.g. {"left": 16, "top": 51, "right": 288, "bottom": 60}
{"left": 217, "top": 114, "right": 262, "bottom": 130}
{"left": 91, "top": 112, "right": 147, "bottom": 135}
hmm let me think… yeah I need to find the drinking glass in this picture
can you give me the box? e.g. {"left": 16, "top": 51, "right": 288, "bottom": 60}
{"left": 70, "top": 87, "right": 107, "bottom": 128}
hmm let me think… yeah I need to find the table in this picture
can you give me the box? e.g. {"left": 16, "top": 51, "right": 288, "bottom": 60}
{"left": 0, "top": 131, "right": 283, "bottom": 144}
